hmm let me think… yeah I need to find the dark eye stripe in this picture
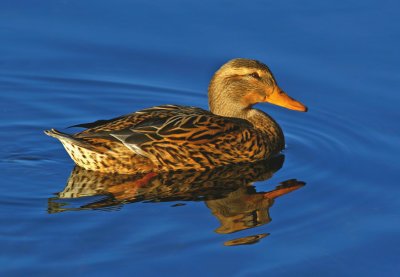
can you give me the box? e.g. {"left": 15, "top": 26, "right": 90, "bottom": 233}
{"left": 249, "top": 72, "right": 260, "bottom": 79}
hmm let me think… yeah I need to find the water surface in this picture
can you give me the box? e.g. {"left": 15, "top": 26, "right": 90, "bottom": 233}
{"left": 1, "top": 0, "right": 399, "bottom": 276}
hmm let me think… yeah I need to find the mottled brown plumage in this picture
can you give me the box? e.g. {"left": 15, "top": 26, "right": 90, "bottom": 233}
{"left": 45, "top": 58, "right": 307, "bottom": 173}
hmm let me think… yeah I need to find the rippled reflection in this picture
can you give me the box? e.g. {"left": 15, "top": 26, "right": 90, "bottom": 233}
{"left": 48, "top": 155, "right": 305, "bottom": 246}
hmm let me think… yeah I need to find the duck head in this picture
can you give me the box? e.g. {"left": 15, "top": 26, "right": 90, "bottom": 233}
{"left": 208, "top": 58, "right": 307, "bottom": 117}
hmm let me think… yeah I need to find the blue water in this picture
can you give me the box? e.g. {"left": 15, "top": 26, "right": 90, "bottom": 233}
{"left": 1, "top": 0, "right": 400, "bottom": 276}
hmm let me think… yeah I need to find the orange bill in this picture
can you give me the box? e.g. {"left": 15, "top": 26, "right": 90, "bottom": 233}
{"left": 264, "top": 88, "right": 308, "bottom": 112}
{"left": 263, "top": 179, "right": 305, "bottom": 200}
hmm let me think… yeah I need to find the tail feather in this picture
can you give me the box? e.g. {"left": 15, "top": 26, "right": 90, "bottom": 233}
{"left": 44, "top": 128, "right": 72, "bottom": 139}
{"left": 44, "top": 129, "right": 101, "bottom": 153}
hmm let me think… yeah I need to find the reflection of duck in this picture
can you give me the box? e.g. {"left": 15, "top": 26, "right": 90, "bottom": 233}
{"left": 48, "top": 155, "right": 305, "bottom": 245}
{"left": 207, "top": 179, "right": 304, "bottom": 235}
{"left": 45, "top": 58, "right": 307, "bottom": 174}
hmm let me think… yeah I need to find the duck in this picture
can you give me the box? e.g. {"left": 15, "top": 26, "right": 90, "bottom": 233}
{"left": 45, "top": 58, "right": 307, "bottom": 174}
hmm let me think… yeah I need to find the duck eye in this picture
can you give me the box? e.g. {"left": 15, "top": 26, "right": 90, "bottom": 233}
{"left": 249, "top": 72, "right": 260, "bottom": 79}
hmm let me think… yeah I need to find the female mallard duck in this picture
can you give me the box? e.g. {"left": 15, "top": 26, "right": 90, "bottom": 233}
{"left": 45, "top": 58, "right": 307, "bottom": 174}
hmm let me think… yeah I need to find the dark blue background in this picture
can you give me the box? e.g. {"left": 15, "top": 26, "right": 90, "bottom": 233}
{"left": 1, "top": 0, "right": 399, "bottom": 276}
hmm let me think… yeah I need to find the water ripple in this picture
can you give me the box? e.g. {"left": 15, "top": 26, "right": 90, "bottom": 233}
{"left": 275, "top": 106, "right": 378, "bottom": 178}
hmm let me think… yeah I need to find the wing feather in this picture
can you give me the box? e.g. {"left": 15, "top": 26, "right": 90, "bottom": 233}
{"left": 110, "top": 113, "right": 252, "bottom": 151}
{"left": 69, "top": 105, "right": 257, "bottom": 168}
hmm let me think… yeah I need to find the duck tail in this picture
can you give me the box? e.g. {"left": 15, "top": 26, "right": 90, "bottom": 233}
{"left": 44, "top": 128, "right": 72, "bottom": 140}
{"left": 44, "top": 128, "right": 101, "bottom": 153}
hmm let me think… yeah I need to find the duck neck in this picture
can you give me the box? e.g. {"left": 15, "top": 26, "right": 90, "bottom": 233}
{"left": 245, "top": 108, "right": 285, "bottom": 151}
{"left": 209, "top": 97, "right": 285, "bottom": 151}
